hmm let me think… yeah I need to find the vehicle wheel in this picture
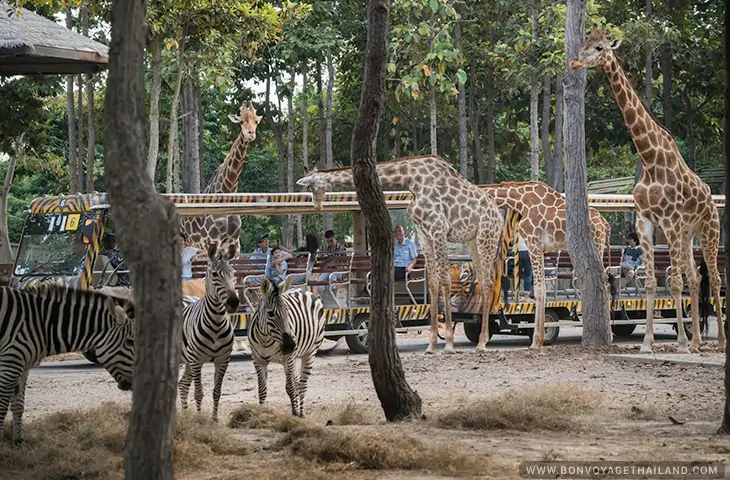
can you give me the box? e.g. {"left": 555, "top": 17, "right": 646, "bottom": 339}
{"left": 526, "top": 310, "right": 560, "bottom": 346}
{"left": 672, "top": 317, "right": 708, "bottom": 340}
{"left": 83, "top": 349, "right": 99, "bottom": 364}
{"left": 611, "top": 324, "right": 637, "bottom": 337}
{"left": 345, "top": 314, "right": 369, "bottom": 354}
{"left": 463, "top": 320, "right": 493, "bottom": 344}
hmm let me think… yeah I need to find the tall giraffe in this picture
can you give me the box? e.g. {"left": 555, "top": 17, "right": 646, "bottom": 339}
{"left": 570, "top": 25, "right": 725, "bottom": 353}
{"left": 479, "top": 181, "right": 612, "bottom": 349}
{"left": 179, "top": 102, "right": 262, "bottom": 252}
{"left": 296, "top": 155, "right": 504, "bottom": 354}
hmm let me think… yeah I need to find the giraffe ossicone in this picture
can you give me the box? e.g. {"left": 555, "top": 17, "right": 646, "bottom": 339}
{"left": 572, "top": 24, "right": 725, "bottom": 354}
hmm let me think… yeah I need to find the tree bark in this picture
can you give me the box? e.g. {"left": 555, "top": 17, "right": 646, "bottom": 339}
{"left": 429, "top": 87, "right": 437, "bottom": 155}
{"left": 77, "top": 73, "right": 85, "bottom": 192}
{"left": 286, "top": 70, "right": 296, "bottom": 247}
{"left": 83, "top": 6, "right": 95, "bottom": 193}
{"left": 317, "top": 61, "right": 326, "bottom": 168}
{"left": 274, "top": 79, "right": 289, "bottom": 239}
{"left": 147, "top": 37, "right": 163, "bottom": 182}
{"left": 455, "top": 21, "right": 468, "bottom": 179}
{"left": 166, "top": 26, "right": 186, "bottom": 193}
{"left": 324, "top": 51, "right": 335, "bottom": 233}
{"left": 181, "top": 78, "right": 201, "bottom": 193}
{"left": 104, "top": 1, "right": 182, "bottom": 478}
{"left": 551, "top": 73, "right": 565, "bottom": 191}
{"left": 529, "top": 0, "right": 540, "bottom": 181}
{"left": 350, "top": 0, "right": 422, "bottom": 421}
{"left": 66, "top": 10, "right": 78, "bottom": 194}
{"left": 484, "top": 26, "right": 496, "bottom": 184}
{"left": 298, "top": 62, "right": 309, "bottom": 246}
{"left": 468, "top": 59, "right": 483, "bottom": 184}
{"left": 661, "top": 46, "right": 673, "bottom": 131}
{"left": 541, "top": 75, "right": 552, "bottom": 184}
{"left": 720, "top": 0, "right": 730, "bottom": 435}
{"left": 564, "top": 0, "right": 611, "bottom": 346}
{"left": 635, "top": 0, "right": 653, "bottom": 186}
{"left": 173, "top": 110, "right": 181, "bottom": 192}
{"left": 0, "top": 135, "right": 21, "bottom": 264}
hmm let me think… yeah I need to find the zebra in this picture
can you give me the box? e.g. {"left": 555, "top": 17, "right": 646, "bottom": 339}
{"left": 248, "top": 276, "right": 325, "bottom": 417}
{"left": 179, "top": 242, "right": 240, "bottom": 423}
{"left": 0, "top": 283, "right": 135, "bottom": 444}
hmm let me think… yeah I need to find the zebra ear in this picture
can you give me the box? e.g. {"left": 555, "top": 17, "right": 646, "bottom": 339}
{"left": 280, "top": 276, "right": 292, "bottom": 292}
{"left": 261, "top": 277, "right": 271, "bottom": 295}
{"left": 207, "top": 242, "right": 218, "bottom": 260}
{"left": 107, "top": 298, "right": 129, "bottom": 326}
{"left": 226, "top": 243, "right": 237, "bottom": 260}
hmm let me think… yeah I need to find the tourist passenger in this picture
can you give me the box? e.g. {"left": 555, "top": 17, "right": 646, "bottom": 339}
{"left": 620, "top": 232, "right": 644, "bottom": 288}
{"left": 394, "top": 224, "right": 418, "bottom": 281}
{"left": 266, "top": 246, "right": 288, "bottom": 287}
{"left": 101, "top": 233, "right": 131, "bottom": 287}
{"left": 181, "top": 246, "right": 200, "bottom": 280}
{"left": 316, "top": 230, "right": 346, "bottom": 297}
{"left": 516, "top": 235, "right": 533, "bottom": 301}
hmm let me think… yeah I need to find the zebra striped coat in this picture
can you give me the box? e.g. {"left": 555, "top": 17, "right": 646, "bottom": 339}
{"left": 0, "top": 284, "right": 135, "bottom": 444}
{"left": 248, "top": 277, "right": 325, "bottom": 417}
{"left": 179, "top": 242, "right": 239, "bottom": 423}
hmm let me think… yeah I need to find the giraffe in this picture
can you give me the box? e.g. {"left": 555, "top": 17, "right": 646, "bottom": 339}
{"left": 296, "top": 155, "right": 504, "bottom": 354}
{"left": 570, "top": 25, "right": 725, "bottom": 354}
{"left": 479, "top": 181, "right": 612, "bottom": 349}
{"left": 179, "top": 102, "right": 262, "bottom": 253}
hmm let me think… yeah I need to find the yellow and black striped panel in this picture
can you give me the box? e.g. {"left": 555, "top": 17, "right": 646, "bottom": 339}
{"left": 28, "top": 194, "right": 110, "bottom": 213}
{"left": 488, "top": 209, "right": 520, "bottom": 312}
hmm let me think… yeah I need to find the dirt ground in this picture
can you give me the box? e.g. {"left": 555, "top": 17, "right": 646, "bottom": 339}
{"left": 11, "top": 328, "right": 730, "bottom": 478}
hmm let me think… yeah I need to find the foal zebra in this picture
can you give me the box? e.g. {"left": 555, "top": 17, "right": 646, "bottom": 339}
{"left": 248, "top": 276, "right": 325, "bottom": 417}
{"left": 179, "top": 242, "right": 240, "bottom": 422}
{"left": 0, "top": 284, "right": 135, "bottom": 444}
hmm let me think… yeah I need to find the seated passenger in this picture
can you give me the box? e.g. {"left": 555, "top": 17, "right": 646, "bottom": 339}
{"left": 266, "top": 246, "right": 288, "bottom": 287}
{"left": 620, "top": 232, "right": 644, "bottom": 284}
{"left": 181, "top": 246, "right": 200, "bottom": 281}
{"left": 316, "top": 229, "right": 346, "bottom": 297}
{"left": 101, "top": 233, "right": 131, "bottom": 287}
{"left": 393, "top": 224, "right": 418, "bottom": 281}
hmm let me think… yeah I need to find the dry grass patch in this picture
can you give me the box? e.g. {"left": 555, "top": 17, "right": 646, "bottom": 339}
{"left": 278, "top": 425, "right": 496, "bottom": 476}
{"left": 328, "top": 400, "right": 373, "bottom": 426}
{"left": 435, "top": 382, "right": 603, "bottom": 431}
{"left": 41, "top": 352, "right": 85, "bottom": 363}
{"left": 0, "top": 402, "right": 246, "bottom": 480}
{"left": 228, "top": 403, "right": 307, "bottom": 432}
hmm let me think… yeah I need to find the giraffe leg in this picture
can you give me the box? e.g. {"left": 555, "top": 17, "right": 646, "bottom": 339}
{"left": 665, "top": 230, "right": 691, "bottom": 354}
{"left": 528, "top": 247, "right": 547, "bottom": 350}
{"left": 681, "top": 232, "right": 702, "bottom": 353}
{"left": 471, "top": 230, "right": 499, "bottom": 352}
{"left": 431, "top": 238, "right": 456, "bottom": 355}
{"left": 421, "top": 237, "right": 442, "bottom": 355}
{"left": 636, "top": 215, "right": 657, "bottom": 354}
{"left": 699, "top": 217, "right": 726, "bottom": 352}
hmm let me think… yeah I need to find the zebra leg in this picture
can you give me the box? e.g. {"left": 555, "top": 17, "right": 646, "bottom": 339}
{"left": 211, "top": 356, "right": 230, "bottom": 423}
{"left": 284, "top": 355, "right": 300, "bottom": 417}
{"left": 253, "top": 359, "right": 269, "bottom": 405}
{"left": 179, "top": 362, "right": 193, "bottom": 410}
{"left": 0, "top": 360, "right": 23, "bottom": 444}
{"left": 192, "top": 362, "right": 204, "bottom": 413}
{"left": 9, "top": 371, "right": 29, "bottom": 445}
{"left": 298, "top": 354, "right": 315, "bottom": 417}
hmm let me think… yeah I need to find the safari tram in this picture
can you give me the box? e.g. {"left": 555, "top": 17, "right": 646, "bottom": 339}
{"left": 8, "top": 189, "right": 727, "bottom": 357}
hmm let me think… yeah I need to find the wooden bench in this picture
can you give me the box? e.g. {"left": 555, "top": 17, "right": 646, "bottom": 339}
{"left": 307, "top": 251, "right": 354, "bottom": 308}
{"left": 363, "top": 253, "right": 427, "bottom": 304}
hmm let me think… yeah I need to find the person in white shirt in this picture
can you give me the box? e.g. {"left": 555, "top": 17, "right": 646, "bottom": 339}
{"left": 516, "top": 235, "right": 533, "bottom": 300}
{"left": 182, "top": 246, "right": 200, "bottom": 280}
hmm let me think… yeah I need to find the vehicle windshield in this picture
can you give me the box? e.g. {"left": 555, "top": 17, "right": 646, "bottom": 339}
{"left": 13, "top": 212, "right": 88, "bottom": 277}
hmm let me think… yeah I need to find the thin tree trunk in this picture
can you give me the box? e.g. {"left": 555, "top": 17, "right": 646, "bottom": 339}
{"left": 274, "top": 79, "right": 288, "bottom": 239}
{"left": 104, "top": 1, "right": 181, "bottom": 478}
{"left": 636, "top": 0, "right": 653, "bottom": 185}
{"left": 77, "top": 73, "right": 85, "bottom": 193}
{"left": 286, "top": 71, "right": 296, "bottom": 247}
{"left": 66, "top": 9, "right": 78, "bottom": 194}
{"left": 173, "top": 109, "right": 181, "bottom": 193}
{"left": 197, "top": 81, "right": 205, "bottom": 190}
{"left": 83, "top": 6, "right": 95, "bottom": 193}
{"left": 720, "top": 0, "right": 730, "bottom": 435}
{"left": 317, "top": 61, "right": 326, "bottom": 168}
{"left": 530, "top": 0, "right": 540, "bottom": 181}
{"left": 0, "top": 135, "right": 21, "bottom": 264}
{"left": 394, "top": 120, "right": 402, "bottom": 157}
{"left": 410, "top": 100, "right": 419, "bottom": 153}
{"left": 468, "top": 59, "right": 483, "bottom": 184}
{"left": 661, "top": 47, "right": 673, "bottom": 131}
{"left": 182, "top": 79, "right": 201, "bottom": 193}
{"left": 351, "top": 0, "right": 422, "bottom": 421}
{"left": 551, "top": 73, "right": 565, "bottom": 191}
{"left": 564, "top": 0, "right": 611, "bottom": 346}
{"left": 298, "top": 63, "right": 309, "bottom": 247}
{"left": 541, "top": 75, "right": 552, "bottom": 185}
{"left": 429, "top": 88, "right": 437, "bottom": 155}
{"left": 484, "top": 26, "right": 496, "bottom": 184}
{"left": 147, "top": 37, "right": 163, "bottom": 181}
{"left": 166, "top": 27, "right": 186, "bottom": 193}
{"left": 324, "top": 51, "right": 335, "bottom": 233}
{"left": 455, "top": 21, "right": 468, "bottom": 179}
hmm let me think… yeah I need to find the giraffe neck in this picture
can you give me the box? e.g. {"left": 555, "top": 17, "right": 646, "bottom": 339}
{"left": 317, "top": 157, "right": 452, "bottom": 193}
{"left": 205, "top": 134, "right": 250, "bottom": 193}
{"left": 603, "top": 53, "right": 677, "bottom": 169}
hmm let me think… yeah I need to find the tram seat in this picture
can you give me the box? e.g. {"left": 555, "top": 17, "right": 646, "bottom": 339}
{"left": 307, "top": 251, "right": 354, "bottom": 308}
{"left": 284, "top": 252, "right": 311, "bottom": 289}
{"left": 363, "top": 253, "right": 426, "bottom": 304}
{"left": 92, "top": 254, "right": 118, "bottom": 287}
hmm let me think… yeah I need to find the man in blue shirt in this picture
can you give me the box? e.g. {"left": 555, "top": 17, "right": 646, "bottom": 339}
{"left": 394, "top": 225, "right": 418, "bottom": 281}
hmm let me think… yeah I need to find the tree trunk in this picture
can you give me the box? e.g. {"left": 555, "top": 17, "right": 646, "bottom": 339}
{"left": 635, "top": 0, "right": 653, "bottom": 185}
{"left": 410, "top": 100, "right": 419, "bottom": 153}
{"left": 286, "top": 71, "right": 296, "bottom": 247}
{"left": 455, "top": 21, "right": 468, "bottom": 179}
{"left": 173, "top": 110, "right": 181, "bottom": 193}
{"left": 468, "top": 59, "right": 483, "bottom": 184}
{"left": 298, "top": 63, "right": 309, "bottom": 247}
{"left": 166, "top": 28, "right": 186, "bottom": 193}
{"left": 324, "top": 52, "right": 335, "bottom": 233}
{"left": 147, "top": 37, "right": 163, "bottom": 182}
{"left": 274, "top": 79, "right": 289, "bottom": 239}
{"left": 541, "top": 75, "right": 552, "bottom": 184}
{"left": 77, "top": 73, "right": 85, "bottom": 193}
{"left": 83, "top": 6, "right": 95, "bottom": 193}
{"left": 530, "top": 0, "right": 540, "bottom": 181}
{"left": 429, "top": 87, "right": 437, "bottom": 155}
{"left": 66, "top": 9, "right": 78, "bottom": 194}
{"left": 661, "top": 46, "right": 673, "bottom": 131}
{"left": 0, "top": 135, "right": 21, "bottom": 264}
{"left": 551, "top": 73, "right": 565, "bottom": 191}
{"left": 351, "top": 0, "right": 422, "bottom": 421}
{"left": 720, "top": 0, "right": 730, "bottom": 435}
{"left": 484, "top": 26, "right": 496, "bottom": 184}
{"left": 317, "top": 61, "right": 326, "bottom": 168}
{"left": 104, "top": 1, "right": 181, "bottom": 478}
{"left": 564, "top": 0, "right": 611, "bottom": 346}
{"left": 197, "top": 82, "right": 205, "bottom": 190}
{"left": 182, "top": 78, "right": 201, "bottom": 193}
{"left": 394, "top": 120, "right": 402, "bottom": 157}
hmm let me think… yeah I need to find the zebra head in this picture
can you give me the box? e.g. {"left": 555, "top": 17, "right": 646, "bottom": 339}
{"left": 258, "top": 276, "right": 296, "bottom": 355}
{"left": 205, "top": 242, "right": 240, "bottom": 313}
{"left": 91, "top": 292, "right": 136, "bottom": 392}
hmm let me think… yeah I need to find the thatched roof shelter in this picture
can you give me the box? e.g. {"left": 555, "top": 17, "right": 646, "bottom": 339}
{"left": 0, "top": 3, "right": 108, "bottom": 75}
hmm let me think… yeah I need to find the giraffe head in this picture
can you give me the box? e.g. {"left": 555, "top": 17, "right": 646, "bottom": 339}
{"left": 296, "top": 169, "right": 327, "bottom": 210}
{"left": 569, "top": 24, "right": 621, "bottom": 70}
{"left": 228, "top": 102, "right": 262, "bottom": 142}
